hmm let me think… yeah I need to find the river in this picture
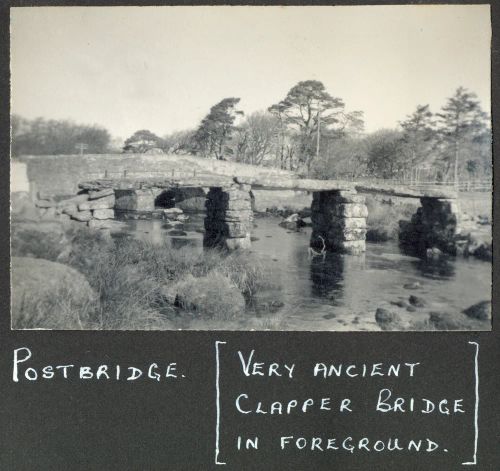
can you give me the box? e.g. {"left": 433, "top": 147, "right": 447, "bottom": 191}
{"left": 117, "top": 213, "right": 491, "bottom": 331}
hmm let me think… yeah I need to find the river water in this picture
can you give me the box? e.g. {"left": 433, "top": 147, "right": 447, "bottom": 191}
{"left": 118, "top": 214, "right": 491, "bottom": 331}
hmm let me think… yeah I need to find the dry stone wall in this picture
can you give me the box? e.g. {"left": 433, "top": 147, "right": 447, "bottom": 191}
{"left": 34, "top": 188, "right": 116, "bottom": 228}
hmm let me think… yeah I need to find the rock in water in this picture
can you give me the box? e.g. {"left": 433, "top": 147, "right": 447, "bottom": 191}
{"left": 279, "top": 213, "right": 305, "bottom": 231}
{"left": 463, "top": 301, "right": 491, "bottom": 321}
{"left": 426, "top": 247, "right": 442, "bottom": 258}
{"left": 11, "top": 257, "right": 96, "bottom": 329}
{"left": 409, "top": 295, "right": 426, "bottom": 308}
{"left": 403, "top": 282, "right": 422, "bottom": 290}
{"left": 163, "top": 207, "right": 184, "bottom": 219}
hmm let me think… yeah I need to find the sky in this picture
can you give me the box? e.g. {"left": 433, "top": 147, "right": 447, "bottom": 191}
{"left": 10, "top": 5, "right": 491, "bottom": 140}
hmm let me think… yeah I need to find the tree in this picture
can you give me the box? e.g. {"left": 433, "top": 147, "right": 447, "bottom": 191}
{"left": 269, "top": 80, "right": 358, "bottom": 174}
{"left": 10, "top": 115, "right": 111, "bottom": 157}
{"left": 232, "top": 111, "right": 279, "bottom": 165}
{"left": 399, "top": 105, "right": 437, "bottom": 181}
{"left": 123, "top": 129, "right": 164, "bottom": 153}
{"left": 268, "top": 101, "right": 298, "bottom": 170}
{"left": 310, "top": 135, "right": 367, "bottom": 180}
{"left": 193, "top": 98, "right": 243, "bottom": 159}
{"left": 162, "top": 129, "right": 196, "bottom": 154}
{"left": 364, "top": 129, "right": 405, "bottom": 179}
{"left": 436, "top": 87, "right": 490, "bottom": 184}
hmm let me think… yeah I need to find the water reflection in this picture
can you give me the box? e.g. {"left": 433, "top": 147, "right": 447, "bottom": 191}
{"left": 411, "top": 256, "right": 456, "bottom": 279}
{"left": 309, "top": 253, "right": 344, "bottom": 299}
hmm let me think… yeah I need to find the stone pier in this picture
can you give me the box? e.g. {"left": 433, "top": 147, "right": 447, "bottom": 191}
{"left": 399, "top": 197, "right": 461, "bottom": 255}
{"left": 204, "top": 184, "right": 253, "bottom": 250}
{"left": 310, "top": 190, "right": 368, "bottom": 254}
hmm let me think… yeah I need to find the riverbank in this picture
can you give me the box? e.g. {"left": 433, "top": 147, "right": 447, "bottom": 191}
{"left": 11, "top": 223, "right": 278, "bottom": 330}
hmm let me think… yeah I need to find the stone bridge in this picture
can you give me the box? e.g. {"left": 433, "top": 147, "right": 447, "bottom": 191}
{"left": 77, "top": 175, "right": 459, "bottom": 254}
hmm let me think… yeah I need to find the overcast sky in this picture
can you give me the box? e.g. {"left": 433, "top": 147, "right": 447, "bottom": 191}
{"left": 11, "top": 5, "right": 491, "bottom": 140}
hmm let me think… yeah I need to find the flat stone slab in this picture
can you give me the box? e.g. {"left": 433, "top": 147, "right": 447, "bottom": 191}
{"left": 79, "top": 177, "right": 457, "bottom": 199}
{"left": 234, "top": 176, "right": 355, "bottom": 192}
{"left": 355, "top": 183, "right": 458, "bottom": 199}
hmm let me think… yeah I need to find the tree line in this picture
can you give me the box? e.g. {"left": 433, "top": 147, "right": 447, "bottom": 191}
{"left": 11, "top": 81, "right": 491, "bottom": 182}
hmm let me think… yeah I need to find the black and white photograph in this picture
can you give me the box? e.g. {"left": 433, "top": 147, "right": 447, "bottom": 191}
{"left": 10, "top": 5, "right": 492, "bottom": 332}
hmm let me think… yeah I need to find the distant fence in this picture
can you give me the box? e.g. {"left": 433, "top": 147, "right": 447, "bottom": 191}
{"left": 354, "top": 177, "right": 492, "bottom": 193}
{"left": 85, "top": 169, "right": 213, "bottom": 180}
{"left": 85, "top": 170, "right": 492, "bottom": 193}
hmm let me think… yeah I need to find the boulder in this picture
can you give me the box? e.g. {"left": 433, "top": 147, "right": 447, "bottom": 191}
{"left": 57, "top": 194, "right": 89, "bottom": 208}
{"left": 62, "top": 204, "right": 78, "bottom": 216}
{"left": 426, "top": 247, "right": 443, "bottom": 258}
{"left": 89, "top": 188, "right": 114, "bottom": 200}
{"left": 163, "top": 207, "right": 184, "bottom": 216}
{"left": 375, "top": 308, "right": 403, "bottom": 331}
{"left": 279, "top": 213, "right": 305, "bottom": 231}
{"left": 92, "top": 209, "right": 115, "bottom": 220}
{"left": 168, "top": 272, "right": 245, "bottom": 320}
{"left": 79, "top": 195, "right": 115, "bottom": 211}
{"left": 409, "top": 295, "right": 426, "bottom": 308}
{"left": 11, "top": 257, "right": 96, "bottom": 329}
{"left": 403, "top": 282, "right": 422, "bottom": 290}
{"left": 463, "top": 301, "right": 491, "bottom": 321}
{"left": 71, "top": 210, "right": 93, "bottom": 222}
{"left": 466, "top": 232, "right": 492, "bottom": 261}
{"left": 428, "top": 311, "right": 484, "bottom": 331}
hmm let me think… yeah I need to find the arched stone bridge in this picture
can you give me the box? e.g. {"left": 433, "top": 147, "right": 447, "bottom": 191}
{"left": 78, "top": 175, "right": 459, "bottom": 254}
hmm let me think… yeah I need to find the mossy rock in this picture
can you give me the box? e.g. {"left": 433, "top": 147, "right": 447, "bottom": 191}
{"left": 11, "top": 257, "right": 96, "bottom": 329}
{"left": 170, "top": 272, "right": 245, "bottom": 320}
